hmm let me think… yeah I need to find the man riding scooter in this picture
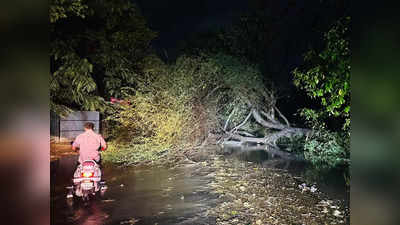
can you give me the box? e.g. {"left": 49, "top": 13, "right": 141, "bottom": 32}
{"left": 72, "top": 122, "right": 107, "bottom": 164}
{"left": 69, "top": 122, "right": 107, "bottom": 197}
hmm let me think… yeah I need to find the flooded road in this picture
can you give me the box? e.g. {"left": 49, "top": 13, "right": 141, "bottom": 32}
{"left": 51, "top": 155, "right": 218, "bottom": 225}
{"left": 51, "top": 147, "right": 349, "bottom": 225}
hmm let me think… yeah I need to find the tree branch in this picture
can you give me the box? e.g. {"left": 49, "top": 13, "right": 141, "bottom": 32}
{"left": 236, "top": 131, "right": 255, "bottom": 137}
{"left": 252, "top": 109, "right": 287, "bottom": 130}
{"left": 224, "top": 107, "right": 236, "bottom": 131}
{"left": 204, "top": 85, "right": 222, "bottom": 99}
{"left": 261, "top": 110, "right": 277, "bottom": 123}
{"left": 230, "top": 110, "right": 252, "bottom": 133}
{"left": 274, "top": 106, "right": 290, "bottom": 127}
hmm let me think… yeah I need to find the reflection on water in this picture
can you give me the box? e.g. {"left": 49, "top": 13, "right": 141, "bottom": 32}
{"left": 223, "top": 145, "right": 349, "bottom": 202}
{"left": 51, "top": 155, "right": 217, "bottom": 225}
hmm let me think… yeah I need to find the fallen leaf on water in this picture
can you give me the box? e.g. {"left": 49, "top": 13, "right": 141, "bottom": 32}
{"left": 333, "top": 210, "right": 342, "bottom": 217}
{"left": 120, "top": 217, "right": 140, "bottom": 224}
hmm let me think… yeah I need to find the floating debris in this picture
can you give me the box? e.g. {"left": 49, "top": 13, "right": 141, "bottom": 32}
{"left": 120, "top": 217, "right": 139, "bottom": 224}
{"left": 298, "top": 183, "right": 318, "bottom": 193}
{"left": 333, "top": 209, "right": 342, "bottom": 217}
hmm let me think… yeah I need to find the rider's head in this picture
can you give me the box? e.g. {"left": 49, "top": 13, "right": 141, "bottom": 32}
{"left": 84, "top": 122, "right": 94, "bottom": 131}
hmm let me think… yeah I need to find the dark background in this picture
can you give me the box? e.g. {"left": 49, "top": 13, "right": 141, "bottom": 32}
{"left": 136, "top": 0, "right": 347, "bottom": 126}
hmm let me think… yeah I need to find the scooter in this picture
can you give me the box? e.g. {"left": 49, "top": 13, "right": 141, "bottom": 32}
{"left": 66, "top": 159, "right": 108, "bottom": 204}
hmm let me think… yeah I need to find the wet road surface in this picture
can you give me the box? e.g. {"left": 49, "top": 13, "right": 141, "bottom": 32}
{"left": 51, "top": 155, "right": 218, "bottom": 225}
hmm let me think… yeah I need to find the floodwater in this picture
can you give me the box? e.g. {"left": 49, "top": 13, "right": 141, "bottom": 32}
{"left": 51, "top": 155, "right": 218, "bottom": 225}
{"left": 223, "top": 146, "right": 350, "bottom": 202}
{"left": 51, "top": 147, "right": 349, "bottom": 225}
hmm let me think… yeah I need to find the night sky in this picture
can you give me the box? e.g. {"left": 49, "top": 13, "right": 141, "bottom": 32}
{"left": 136, "top": 0, "right": 346, "bottom": 53}
{"left": 136, "top": 0, "right": 250, "bottom": 50}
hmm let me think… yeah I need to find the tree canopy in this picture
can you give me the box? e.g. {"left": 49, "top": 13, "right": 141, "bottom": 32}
{"left": 293, "top": 17, "right": 350, "bottom": 132}
{"left": 50, "top": 0, "right": 156, "bottom": 115}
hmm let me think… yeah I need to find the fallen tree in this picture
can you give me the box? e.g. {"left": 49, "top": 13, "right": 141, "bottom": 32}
{"left": 193, "top": 55, "right": 311, "bottom": 159}
{"left": 103, "top": 53, "right": 312, "bottom": 164}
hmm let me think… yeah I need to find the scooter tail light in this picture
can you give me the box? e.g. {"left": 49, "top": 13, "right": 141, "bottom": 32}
{"left": 81, "top": 172, "right": 94, "bottom": 178}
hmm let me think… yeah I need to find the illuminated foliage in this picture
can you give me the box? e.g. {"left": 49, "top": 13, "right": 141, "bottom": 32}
{"left": 50, "top": 0, "right": 88, "bottom": 23}
{"left": 293, "top": 17, "right": 350, "bottom": 131}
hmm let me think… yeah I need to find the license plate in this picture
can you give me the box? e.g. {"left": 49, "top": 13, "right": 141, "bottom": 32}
{"left": 81, "top": 182, "right": 93, "bottom": 190}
